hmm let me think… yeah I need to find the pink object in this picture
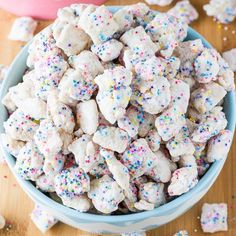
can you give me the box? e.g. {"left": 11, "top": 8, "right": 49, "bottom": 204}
{"left": 0, "top": 0, "right": 106, "bottom": 20}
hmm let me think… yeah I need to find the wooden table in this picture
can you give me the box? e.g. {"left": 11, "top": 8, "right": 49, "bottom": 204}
{"left": 0, "top": 0, "right": 235, "bottom": 235}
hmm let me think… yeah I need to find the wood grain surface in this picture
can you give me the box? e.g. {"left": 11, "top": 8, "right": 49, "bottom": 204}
{"left": 0, "top": 0, "right": 235, "bottom": 235}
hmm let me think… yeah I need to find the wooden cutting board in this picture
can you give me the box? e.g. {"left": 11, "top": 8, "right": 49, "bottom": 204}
{"left": 0, "top": 0, "right": 235, "bottom": 235}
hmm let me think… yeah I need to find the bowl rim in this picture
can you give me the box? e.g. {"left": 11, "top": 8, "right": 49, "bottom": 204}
{"left": 0, "top": 5, "right": 235, "bottom": 223}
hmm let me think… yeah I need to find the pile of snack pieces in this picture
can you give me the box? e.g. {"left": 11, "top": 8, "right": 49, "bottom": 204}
{"left": 0, "top": 0, "right": 235, "bottom": 235}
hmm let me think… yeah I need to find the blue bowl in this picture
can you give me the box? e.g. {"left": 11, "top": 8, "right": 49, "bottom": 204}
{"left": 0, "top": 6, "right": 235, "bottom": 234}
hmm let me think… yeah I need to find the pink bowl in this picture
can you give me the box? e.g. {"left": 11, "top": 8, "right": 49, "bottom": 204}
{"left": 0, "top": 0, "right": 106, "bottom": 20}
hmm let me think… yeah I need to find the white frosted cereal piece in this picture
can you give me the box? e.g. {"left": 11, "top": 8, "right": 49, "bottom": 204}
{"left": 15, "top": 141, "right": 44, "bottom": 181}
{"left": 117, "top": 114, "right": 139, "bottom": 138}
{"left": 76, "top": 100, "right": 99, "bottom": 135}
{"left": 34, "top": 119, "right": 63, "bottom": 158}
{"left": 207, "top": 130, "right": 233, "bottom": 162}
{"left": 36, "top": 174, "right": 55, "bottom": 192}
{"left": 134, "top": 56, "right": 180, "bottom": 81}
{"left": 191, "top": 82, "right": 226, "bottom": 114}
{"left": 168, "top": 167, "right": 198, "bottom": 196}
{"left": 1, "top": 133, "right": 25, "bottom": 157}
{"left": 1, "top": 92, "right": 16, "bottom": 113}
{"left": 27, "top": 26, "right": 62, "bottom": 68}
{"left": 95, "top": 66, "right": 132, "bottom": 124}
{"left": 217, "top": 56, "right": 235, "bottom": 91}
{"left": 113, "top": 8, "right": 134, "bottom": 32}
{"left": 173, "top": 230, "right": 189, "bottom": 236}
{"left": 201, "top": 203, "right": 228, "bottom": 233}
{"left": 203, "top": 0, "right": 236, "bottom": 24}
{"left": 61, "top": 194, "right": 91, "bottom": 212}
{"left": 7, "top": 79, "right": 34, "bottom": 109}
{"left": 0, "top": 215, "right": 5, "bottom": 229}
{"left": 101, "top": 149, "right": 132, "bottom": 197}
{"left": 88, "top": 175, "right": 125, "bottom": 214}
{"left": 145, "top": 150, "right": 172, "bottom": 183}
{"left": 120, "top": 26, "right": 158, "bottom": 56}
{"left": 8, "top": 17, "right": 37, "bottom": 42}
{"left": 55, "top": 23, "right": 90, "bottom": 56}
{"left": 79, "top": 5, "right": 119, "bottom": 45}
{"left": 31, "top": 204, "right": 58, "bottom": 233}
{"left": 145, "top": 0, "right": 173, "bottom": 6}
{"left": 58, "top": 68, "right": 96, "bottom": 106}
{"left": 191, "top": 107, "right": 227, "bottom": 143}
{"left": 168, "top": 0, "right": 199, "bottom": 24}
{"left": 93, "top": 126, "right": 129, "bottom": 153}
{"left": 68, "top": 50, "right": 104, "bottom": 78}
{"left": 121, "top": 139, "right": 157, "bottom": 177}
{"left": 118, "top": 106, "right": 155, "bottom": 138}
{"left": 122, "top": 48, "right": 145, "bottom": 71}
{"left": 166, "top": 125, "right": 195, "bottom": 158}
{"left": 17, "top": 98, "right": 47, "bottom": 120}
{"left": 68, "top": 134, "right": 100, "bottom": 173}
{"left": 47, "top": 90, "right": 75, "bottom": 134}
{"left": 145, "top": 129, "right": 161, "bottom": 152}
{"left": 128, "top": 3, "right": 150, "bottom": 17}
{"left": 178, "top": 154, "right": 197, "bottom": 169}
{"left": 139, "top": 182, "right": 166, "bottom": 207}
{"left": 146, "top": 13, "right": 187, "bottom": 57}
{"left": 174, "top": 39, "right": 204, "bottom": 68}
{"left": 52, "top": 19, "right": 68, "bottom": 40}
{"left": 121, "top": 231, "right": 146, "bottom": 236}
{"left": 89, "top": 158, "right": 111, "bottom": 178}
{"left": 155, "top": 106, "right": 186, "bottom": 141}
{"left": 194, "top": 142, "right": 210, "bottom": 176}
{"left": 56, "top": 6, "right": 82, "bottom": 25}
{"left": 163, "top": 56, "right": 181, "bottom": 79}
{"left": 169, "top": 79, "right": 190, "bottom": 113}
{"left": 55, "top": 167, "right": 90, "bottom": 198}
{"left": 43, "top": 152, "right": 65, "bottom": 177}
{"left": 134, "top": 56, "right": 166, "bottom": 80}
{"left": 132, "top": 76, "right": 171, "bottom": 115}
{"left": 194, "top": 49, "right": 219, "bottom": 83}
{"left": 4, "top": 109, "right": 39, "bottom": 141}
{"left": 222, "top": 48, "right": 236, "bottom": 72}
{"left": 91, "top": 39, "right": 123, "bottom": 62}
{"left": 33, "top": 48, "right": 68, "bottom": 84}
{"left": 33, "top": 55, "right": 68, "bottom": 101}
{"left": 77, "top": 5, "right": 97, "bottom": 29}
{"left": 134, "top": 199, "right": 154, "bottom": 211}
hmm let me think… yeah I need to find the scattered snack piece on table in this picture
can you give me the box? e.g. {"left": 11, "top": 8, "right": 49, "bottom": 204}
{"left": 203, "top": 0, "right": 236, "bottom": 24}
{"left": 30, "top": 204, "right": 58, "bottom": 233}
{"left": 173, "top": 230, "right": 188, "bottom": 236}
{"left": 0, "top": 214, "right": 5, "bottom": 229}
{"left": 8, "top": 17, "right": 37, "bottom": 42}
{"left": 168, "top": 0, "right": 199, "bottom": 24}
{"left": 223, "top": 48, "right": 236, "bottom": 71}
{"left": 1, "top": 3, "right": 234, "bottom": 215}
{"left": 201, "top": 203, "right": 228, "bottom": 233}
